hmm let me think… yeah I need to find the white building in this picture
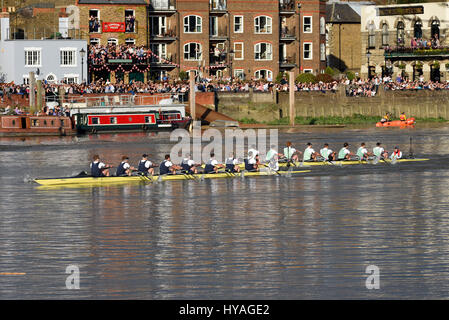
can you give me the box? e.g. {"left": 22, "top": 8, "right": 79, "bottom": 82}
{"left": 0, "top": 12, "right": 88, "bottom": 85}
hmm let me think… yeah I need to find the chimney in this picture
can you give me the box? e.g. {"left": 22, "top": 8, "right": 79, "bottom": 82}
{"left": 59, "top": 16, "right": 69, "bottom": 38}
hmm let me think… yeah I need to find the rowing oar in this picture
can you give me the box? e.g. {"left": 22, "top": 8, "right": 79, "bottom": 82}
{"left": 409, "top": 136, "right": 414, "bottom": 159}
{"left": 262, "top": 163, "right": 281, "bottom": 176}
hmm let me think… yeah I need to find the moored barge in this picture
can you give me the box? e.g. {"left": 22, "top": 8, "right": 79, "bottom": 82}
{"left": 0, "top": 114, "right": 75, "bottom": 136}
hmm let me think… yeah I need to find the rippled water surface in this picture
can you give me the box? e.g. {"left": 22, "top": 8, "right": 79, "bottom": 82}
{"left": 1, "top": 125, "right": 449, "bottom": 299}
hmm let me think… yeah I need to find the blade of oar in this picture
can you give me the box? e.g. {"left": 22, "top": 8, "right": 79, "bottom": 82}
{"left": 263, "top": 163, "right": 281, "bottom": 176}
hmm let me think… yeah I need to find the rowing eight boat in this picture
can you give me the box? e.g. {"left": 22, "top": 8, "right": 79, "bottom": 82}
{"left": 34, "top": 169, "right": 312, "bottom": 187}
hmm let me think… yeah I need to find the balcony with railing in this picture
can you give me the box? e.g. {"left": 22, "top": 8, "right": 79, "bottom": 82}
{"left": 279, "top": 0, "right": 295, "bottom": 14}
{"left": 280, "top": 26, "right": 296, "bottom": 41}
{"left": 149, "top": 0, "right": 176, "bottom": 12}
{"left": 209, "top": 26, "right": 228, "bottom": 41}
{"left": 280, "top": 54, "right": 296, "bottom": 68}
{"left": 209, "top": 53, "right": 227, "bottom": 67}
{"left": 150, "top": 53, "right": 177, "bottom": 68}
{"left": 210, "top": 0, "right": 227, "bottom": 13}
{"left": 384, "top": 46, "right": 449, "bottom": 59}
{"left": 149, "top": 28, "right": 177, "bottom": 41}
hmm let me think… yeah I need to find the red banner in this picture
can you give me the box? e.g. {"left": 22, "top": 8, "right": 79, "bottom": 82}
{"left": 102, "top": 22, "right": 125, "bottom": 33}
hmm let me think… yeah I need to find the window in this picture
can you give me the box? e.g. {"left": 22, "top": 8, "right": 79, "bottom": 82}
{"left": 234, "top": 15, "right": 243, "bottom": 33}
{"left": 24, "top": 48, "right": 41, "bottom": 67}
{"left": 304, "top": 69, "right": 313, "bottom": 73}
{"left": 46, "top": 74, "right": 57, "bottom": 84}
{"left": 397, "top": 21, "right": 404, "bottom": 46}
{"left": 382, "top": 23, "right": 389, "bottom": 46}
{"left": 184, "top": 15, "right": 202, "bottom": 33}
{"left": 63, "top": 74, "right": 79, "bottom": 84}
{"left": 303, "top": 16, "right": 312, "bottom": 33}
{"left": 125, "top": 38, "right": 136, "bottom": 45}
{"left": 60, "top": 48, "right": 76, "bottom": 67}
{"left": 414, "top": 21, "right": 422, "bottom": 39}
{"left": 234, "top": 69, "right": 244, "bottom": 80}
{"left": 303, "top": 42, "right": 312, "bottom": 60}
{"left": 90, "top": 38, "right": 100, "bottom": 45}
{"left": 32, "top": 119, "right": 39, "bottom": 127}
{"left": 254, "top": 69, "right": 273, "bottom": 80}
{"left": 108, "top": 38, "right": 118, "bottom": 45}
{"left": 210, "top": 16, "right": 218, "bottom": 36}
{"left": 23, "top": 76, "right": 29, "bottom": 85}
{"left": 234, "top": 42, "right": 244, "bottom": 60}
{"left": 254, "top": 42, "right": 272, "bottom": 60}
{"left": 125, "top": 9, "right": 135, "bottom": 33}
{"left": 254, "top": 16, "right": 272, "bottom": 34}
{"left": 151, "top": 43, "right": 167, "bottom": 62}
{"left": 184, "top": 42, "right": 202, "bottom": 60}
{"left": 431, "top": 20, "right": 440, "bottom": 40}
{"left": 92, "top": 117, "right": 99, "bottom": 125}
{"left": 110, "top": 117, "right": 117, "bottom": 124}
{"left": 320, "top": 43, "right": 325, "bottom": 61}
{"left": 368, "top": 22, "right": 375, "bottom": 48}
{"left": 320, "top": 17, "right": 325, "bottom": 35}
{"left": 89, "top": 9, "right": 100, "bottom": 33}
{"left": 150, "top": 16, "right": 166, "bottom": 36}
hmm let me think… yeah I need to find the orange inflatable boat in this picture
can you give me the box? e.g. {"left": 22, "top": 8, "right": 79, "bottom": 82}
{"left": 376, "top": 117, "right": 415, "bottom": 127}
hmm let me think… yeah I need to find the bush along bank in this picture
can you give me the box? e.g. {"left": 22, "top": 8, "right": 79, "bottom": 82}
{"left": 239, "top": 114, "right": 447, "bottom": 125}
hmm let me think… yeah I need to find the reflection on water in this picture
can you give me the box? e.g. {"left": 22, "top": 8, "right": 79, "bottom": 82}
{"left": 1, "top": 126, "right": 449, "bottom": 299}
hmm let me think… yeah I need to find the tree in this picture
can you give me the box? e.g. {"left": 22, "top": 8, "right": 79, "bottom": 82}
{"left": 296, "top": 73, "right": 317, "bottom": 83}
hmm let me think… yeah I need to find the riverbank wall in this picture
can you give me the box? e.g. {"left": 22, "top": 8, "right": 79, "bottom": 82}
{"left": 213, "top": 87, "right": 449, "bottom": 121}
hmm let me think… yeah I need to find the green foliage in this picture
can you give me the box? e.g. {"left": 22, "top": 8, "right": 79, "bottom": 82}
{"left": 315, "top": 73, "right": 334, "bottom": 83}
{"left": 346, "top": 71, "right": 356, "bottom": 81}
{"left": 275, "top": 72, "right": 289, "bottom": 84}
{"left": 398, "top": 63, "right": 406, "bottom": 70}
{"left": 178, "top": 70, "right": 189, "bottom": 81}
{"left": 239, "top": 117, "right": 259, "bottom": 124}
{"left": 296, "top": 73, "right": 317, "bottom": 84}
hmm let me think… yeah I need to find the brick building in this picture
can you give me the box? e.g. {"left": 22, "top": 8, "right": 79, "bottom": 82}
{"left": 326, "top": 2, "right": 361, "bottom": 73}
{"left": 153, "top": 0, "right": 327, "bottom": 81}
{"left": 57, "top": 0, "right": 325, "bottom": 83}
{"left": 0, "top": 0, "right": 77, "bottom": 39}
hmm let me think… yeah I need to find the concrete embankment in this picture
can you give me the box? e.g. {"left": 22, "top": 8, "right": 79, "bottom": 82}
{"left": 209, "top": 87, "right": 449, "bottom": 121}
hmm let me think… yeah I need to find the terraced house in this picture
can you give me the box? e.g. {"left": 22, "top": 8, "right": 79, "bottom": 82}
{"left": 78, "top": 0, "right": 326, "bottom": 83}
{"left": 361, "top": 1, "right": 449, "bottom": 81}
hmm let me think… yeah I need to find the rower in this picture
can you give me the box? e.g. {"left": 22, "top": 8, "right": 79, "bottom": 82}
{"left": 265, "top": 145, "right": 281, "bottom": 171}
{"left": 320, "top": 143, "right": 336, "bottom": 161}
{"left": 283, "top": 141, "right": 300, "bottom": 163}
{"left": 399, "top": 112, "right": 407, "bottom": 122}
{"left": 373, "top": 142, "right": 388, "bottom": 159}
{"left": 337, "top": 142, "right": 355, "bottom": 161}
{"left": 390, "top": 146, "right": 403, "bottom": 160}
{"left": 116, "top": 156, "right": 136, "bottom": 176}
{"left": 159, "top": 154, "right": 182, "bottom": 175}
{"left": 245, "top": 151, "right": 259, "bottom": 172}
{"left": 137, "top": 154, "right": 155, "bottom": 176}
{"left": 90, "top": 155, "right": 111, "bottom": 177}
{"left": 181, "top": 154, "right": 199, "bottom": 174}
{"left": 380, "top": 112, "right": 391, "bottom": 123}
{"left": 204, "top": 152, "right": 225, "bottom": 174}
{"left": 356, "top": 143, "right": 373, "bottom": 161}
{"left": 303, "top": 142, "right": 320, "bottom": 162}
{"left": 248, "top": 145, "right": 260, "bottom": 165}
{"left": 225, "top": 152, "right": 241, "bottom": 173}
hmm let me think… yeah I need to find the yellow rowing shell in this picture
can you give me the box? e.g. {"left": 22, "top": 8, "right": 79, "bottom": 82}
{"left": 207, "top": 158, "right": 429, "bottom": 169}
{"left": 34, "top": 169, "right": 312, "bottom": 187}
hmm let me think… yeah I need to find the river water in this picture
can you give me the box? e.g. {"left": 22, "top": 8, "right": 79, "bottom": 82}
{"left": 1, "top": 124, "right": 449, "bottom": 299}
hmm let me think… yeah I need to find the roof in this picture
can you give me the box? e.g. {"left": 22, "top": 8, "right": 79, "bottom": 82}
{"left": 326, "top": 3, "right": 361, "bottom": 24}
{"left": 78, "top": 0, "right": 148, "bottom": 4}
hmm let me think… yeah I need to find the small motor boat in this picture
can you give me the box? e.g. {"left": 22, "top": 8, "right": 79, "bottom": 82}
{"left": 376, "top": 117, "right": 415, "bottom": 127}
